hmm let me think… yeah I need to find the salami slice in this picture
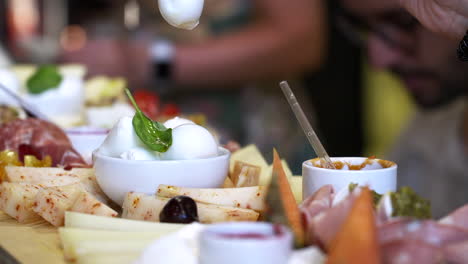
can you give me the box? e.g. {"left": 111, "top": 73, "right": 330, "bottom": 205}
{"left": 0, "top": 118, "right": 88, "bottom": 168}
{"left": 440, "top": 204, "right": 468, "bottom": 231}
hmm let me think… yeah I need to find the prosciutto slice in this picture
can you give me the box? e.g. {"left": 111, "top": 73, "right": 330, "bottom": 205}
{"left": 440, "top": 204, "right": 468, "bottom": 231}
{"left": 301, "top": 186, "right": 359, "bottom": 249}
{"left": 301, "top": 185, "right": 468, "bottom": 263}
{"left": 379, "top": 219, "right": 468, "bottom": 246}
{"left": 444, "top": 240, "right": 468, "bottom": 264}
{"left": 0, "top": 119, "right": 88, "bottom": 168}
{"left": 381, "top": 240, "right": 444, "bottom": 264}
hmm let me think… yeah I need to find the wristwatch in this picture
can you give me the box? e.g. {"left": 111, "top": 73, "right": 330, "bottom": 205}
{"left": 150, "top": 39, "right": 175, "bottom": 92}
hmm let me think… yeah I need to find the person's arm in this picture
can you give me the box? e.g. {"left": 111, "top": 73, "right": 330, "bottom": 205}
{"left": 171, "top": 0, "right": 327, "bottom": 87}
{"left": 398, "top": 0, "right": 468, "bottom": 39}
{"left": 62, "top": 0, "right": 327, "bottom": 88}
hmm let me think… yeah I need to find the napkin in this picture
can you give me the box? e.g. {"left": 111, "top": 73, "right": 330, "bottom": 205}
{"left": 133, "top": 223, "right": 325, "bottom": 264}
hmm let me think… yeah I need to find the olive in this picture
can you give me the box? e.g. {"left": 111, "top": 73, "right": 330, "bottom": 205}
{"left": 159, "top": 195, "right": 199, "bottom": 224}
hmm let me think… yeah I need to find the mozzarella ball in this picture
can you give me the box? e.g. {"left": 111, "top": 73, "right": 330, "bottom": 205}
{"left": 120, "top": 148, "right": 161, "bottom": 161}
{"left": 97, "top": 116, "right": 143, "bottom": 157}
{"left": 163, "top": 116, "right": 194, "bottom": 129}
{"left": 162, "top": 124, "right": 217, "bottom": 160}
{"left": 158, "top": 0, "right": 204, "bottom": 30}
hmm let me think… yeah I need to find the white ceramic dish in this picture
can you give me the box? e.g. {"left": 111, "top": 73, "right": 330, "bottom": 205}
{"left": 93, "top": 147, "right": 230, "bottom": 205}
{"left": 66, "top": 127, "right": 108, "bottom": 164}
{"left": 199, "top": 222, "right": 293, "bottom": 264}
{"left": 302, "top": 157, "right": 397, "bottom": 200}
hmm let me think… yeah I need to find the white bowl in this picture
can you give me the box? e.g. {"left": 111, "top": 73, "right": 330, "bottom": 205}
{"left": 302, "top": 157, "right": 397, "bottom": 200}
{"left": 199, "top": 222, "right": 293, "bottom": 264}
{"left": 66, "top": 127, "right": 108, "bottom": 164}
{"left": 93, "top": 147, "right": 230, "bottom": 205}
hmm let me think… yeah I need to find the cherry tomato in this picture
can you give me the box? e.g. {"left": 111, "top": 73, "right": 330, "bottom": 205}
{"left": 133, "top": 90, "right": 160, "bottom": 120}
{"left": 161, "top": 103, "right": 180, "bottom": 117}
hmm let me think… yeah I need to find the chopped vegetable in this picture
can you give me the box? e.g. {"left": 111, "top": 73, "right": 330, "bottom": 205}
{"left": 125, "top": 89, "right": 172, "bottom": 152}
{"left": 26, "top": 65, "right": 63, "bottom": 94}
{"left": 391, "top": 186, "right": 431, "bottom": 219}
{"left": 348, "top": 183, "right": 431, "bottom": 219}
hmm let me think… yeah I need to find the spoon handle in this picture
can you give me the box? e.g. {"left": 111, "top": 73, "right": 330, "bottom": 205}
{"left": 280, "top": 81, "right": 335, "bottom": 169}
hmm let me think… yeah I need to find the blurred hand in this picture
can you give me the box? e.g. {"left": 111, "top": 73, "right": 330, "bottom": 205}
{"left": 398, "top": 0, "right": 468, "bottom": 38}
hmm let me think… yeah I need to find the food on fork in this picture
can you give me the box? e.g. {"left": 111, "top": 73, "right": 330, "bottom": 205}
{"left": 158, "top": 0, "right": 204, "bottom": 30}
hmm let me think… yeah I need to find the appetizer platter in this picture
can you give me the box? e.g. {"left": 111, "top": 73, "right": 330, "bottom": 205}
{"left": 2, "top": 86, "right": 468, "bottom": 264}
{"left": 3, "top": 2, "right": 468, "bottom": 264}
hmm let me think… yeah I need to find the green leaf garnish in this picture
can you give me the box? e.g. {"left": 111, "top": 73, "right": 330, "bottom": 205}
{"left": 349, "top": 183, "right": 431, "bottom": 219}
{"left": 125, "top": 89, "right": 172, "bottom": 152}
{"left": 26, "top": 65, "right": 63, "bottom": 94}
{"left": 390, "top": 186, "right": 431, "bottom": 219}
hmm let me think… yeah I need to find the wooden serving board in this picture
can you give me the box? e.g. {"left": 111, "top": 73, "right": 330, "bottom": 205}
{"left": 0, "top": 212, "right": 65, "bottom": 264}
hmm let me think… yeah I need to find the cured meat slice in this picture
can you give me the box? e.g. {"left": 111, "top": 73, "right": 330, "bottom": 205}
{"left": 306, "top": 189, "right": 359, "bottom": 248}
{"left": 0, "top": 119, "right": 87, "bottom": 168}
{"left": 379, "top": 219, "right": 468, "bottom": 246}
{"left": 440, "top": 204, "right": 468, "bottom": 231}
{"left": 300, "top": 184, "right": 335, "bottom": 219}
{"left": 0, "top": 119, "right": 71, "bottom": 148}
{"left": 327, "top": 188, "right": 381, "bottom": 264}
{"left": 381, "top": 240, "right": 443, "bottom": 264}
{"left": 444, "top": 240, "right": 468, "bottom": 264}
{"left": 299, "top": 184, "right": 335, "bottom": 246}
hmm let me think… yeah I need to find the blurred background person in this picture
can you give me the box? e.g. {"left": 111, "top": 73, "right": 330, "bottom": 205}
{"left": 398, "top": 0, "right": 468, "bottom": 39}
{"left": 341, "top": 0, "right": 468, "bottom": 217}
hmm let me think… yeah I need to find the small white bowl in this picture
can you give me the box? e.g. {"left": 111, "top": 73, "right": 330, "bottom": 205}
{"left": 93, "top": 147, "right": 230, "bottom": 205}
{"left": 66, "top": 127, "right": 108, "bottom": 164}
{"left": 302, "top": 157, "right": 397, "bottom": 200}
{"left": 199, "top": 222, "right": 293, "bottom": 264}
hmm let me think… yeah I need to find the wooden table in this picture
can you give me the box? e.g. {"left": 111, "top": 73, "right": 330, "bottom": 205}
{"left": 0, "top": 212, "right": 65, "bottom": 264}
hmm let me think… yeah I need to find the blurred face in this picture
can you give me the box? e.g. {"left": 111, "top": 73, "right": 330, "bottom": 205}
{"left": 340, "top": 0, "right": 468, "bottom": 109}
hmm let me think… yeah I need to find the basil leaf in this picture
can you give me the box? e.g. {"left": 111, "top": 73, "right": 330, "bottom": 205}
{"left": 26, "top": 65, "right": 63, "bottom": 94}
{"left": 125, "top": 89, "right": 172, "bottom": 152}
